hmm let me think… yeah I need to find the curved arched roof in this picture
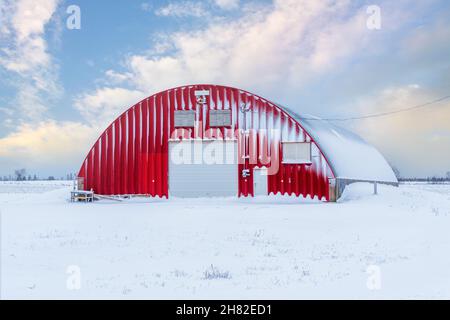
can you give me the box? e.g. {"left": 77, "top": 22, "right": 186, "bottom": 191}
{"left": 278, "top": 105, "right": 398, "bottom": 183}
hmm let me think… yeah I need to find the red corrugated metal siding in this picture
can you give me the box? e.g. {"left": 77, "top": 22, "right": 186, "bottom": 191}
{"left": 141, "top": 99, "right": 148, "bottom": 195}
{"left": 113, "top": 121, "right": 120, "bottom": 195}
{"left": 78, "top": 84, "right": 335, "bottom": 200}
{"left": 100, "top": 133, "right": 107, "bottom": 195}
{"left": 127, "top": 107, "right": 134, "bottom": 194}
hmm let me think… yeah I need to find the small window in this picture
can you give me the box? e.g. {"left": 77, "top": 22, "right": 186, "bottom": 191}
{"left": 209, "top": 109, "right": 231, "bottom": 127}
{"left": 174, "top": 110, "right": 195, "bottom": 127}
{"left": 282, "top": 142, "right": 312, "bottom": 164}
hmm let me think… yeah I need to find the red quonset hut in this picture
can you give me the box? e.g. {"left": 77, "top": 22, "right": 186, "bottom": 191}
{"left": 77, "top": 84, "right": 397, "bottom": 201}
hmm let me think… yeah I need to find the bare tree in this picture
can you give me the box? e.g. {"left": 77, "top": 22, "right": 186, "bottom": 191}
{"left": 14, "top": 169, "right": 27, "bottom": 181}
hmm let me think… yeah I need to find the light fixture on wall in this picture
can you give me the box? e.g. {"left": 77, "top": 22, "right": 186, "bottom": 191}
{"left": 194, "top": 90, "right": 210, "bottom": 105}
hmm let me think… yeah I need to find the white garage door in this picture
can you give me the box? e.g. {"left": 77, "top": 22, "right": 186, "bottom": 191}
{"left": 169, "top": 140, "right": 238, "bottom": 197}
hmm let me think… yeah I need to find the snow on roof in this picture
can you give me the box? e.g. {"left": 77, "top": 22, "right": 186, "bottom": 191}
{"left": 278, "top": 105, "right": 398, "bottom": 183}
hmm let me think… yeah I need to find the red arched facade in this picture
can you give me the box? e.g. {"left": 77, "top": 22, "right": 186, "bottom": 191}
{"left": 78, "top": 84, "right": 335, "bottom": 200}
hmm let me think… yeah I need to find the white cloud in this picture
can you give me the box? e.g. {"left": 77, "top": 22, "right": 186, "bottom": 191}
{"left": 353, "top": 85, "right": 450, "bottom": 177}
{"left": 0, "top": 0, "right": 61, "bottom": 120}
{"left": 0, "top": 120, "right": 98, "bottom": 175}
{"left": 74, "top": 87, "right": 146, "bottom": 128}
{"left": 15, "top": 84, "right": 48, "bottom": 118}
{"left": 1, "top": 0, "right": 59, "bottom": 75}
{"left": 213, "top": 0, "right": 239, "bottom": 10}
{"left": 104, "top": 69, "right": 133, "bottom": 84}
{"left": 0, "top": 107, "right": 14, "bottom": 116}
{"left": 111, "top": 0, "right": 372, "bottom": 100}
{"left": 12, "top": 0, "right": 57, "bottom": 41}
{"left": 0, "top": 85, "right": 147, "bottom": 175}
{"left": 155, "top": 1, "right": 208, "bottom": 18}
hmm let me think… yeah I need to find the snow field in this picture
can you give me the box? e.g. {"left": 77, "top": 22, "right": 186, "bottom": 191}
{"left": 1, "top": 181, "right": 449, "bottom": 299}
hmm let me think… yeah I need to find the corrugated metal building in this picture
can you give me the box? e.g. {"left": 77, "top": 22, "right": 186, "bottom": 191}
{"left": 77, "top": 84, "right": 397, "bottom": 201}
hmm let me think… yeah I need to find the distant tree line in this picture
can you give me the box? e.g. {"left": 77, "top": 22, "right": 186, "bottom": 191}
{"left": 396, "top": 170, "right": 450, "bottom": 183}
{"left": 391, "top": 166, "right": 450, "bottom": 183}
{"left": 0, "top": 169, "right": 76, "bottom": 181}
{"left": 398, "top": 176, "right": 450, "bottom": 183}
{"left": 1, "top": 168, "right": 449, "bottom": 183}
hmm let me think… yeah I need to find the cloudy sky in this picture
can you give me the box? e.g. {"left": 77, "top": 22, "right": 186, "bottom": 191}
{"left": 0, "top": 0, "right": 449, "bottom": 178}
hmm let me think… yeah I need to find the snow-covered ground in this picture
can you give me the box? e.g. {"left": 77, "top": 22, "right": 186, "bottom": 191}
{"left": 0, "top": 180, "right": 72, "bottom": 194}
{"left": 1, "top": 181, "right": 449, "bottom": 299}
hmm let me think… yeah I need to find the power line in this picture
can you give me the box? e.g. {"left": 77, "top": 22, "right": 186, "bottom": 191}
{"left": 298, "top": 94, "right": 450, "bottom": 121}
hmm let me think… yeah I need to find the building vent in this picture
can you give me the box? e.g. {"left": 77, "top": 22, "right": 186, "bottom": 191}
{"left": 209, "top": 109, "right": 231, "bottom": 127}
{"left": 174, "top": 110, "right": 195, "bottom": 127}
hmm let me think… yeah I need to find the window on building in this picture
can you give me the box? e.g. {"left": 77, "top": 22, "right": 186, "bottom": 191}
{"left": 209, "top": 109, "right": 231, "bottom": 127}
{"left": 174, "top": 110, "right": 195, "bottom": 127}
{"left": 282, "top": 142, "right": 312, "bottom": 164}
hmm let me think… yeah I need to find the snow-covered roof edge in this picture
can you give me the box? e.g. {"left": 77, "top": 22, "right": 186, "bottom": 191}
{"left": 276, "top": 104, "right": 398, "bottom": 184}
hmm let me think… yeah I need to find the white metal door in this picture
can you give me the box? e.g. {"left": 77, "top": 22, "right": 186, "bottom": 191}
{"left": 169, "top": 140, "right": 238, "bottom": 197}
{"left": 253, "top": 167, "right": 268, "bottom": 196}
